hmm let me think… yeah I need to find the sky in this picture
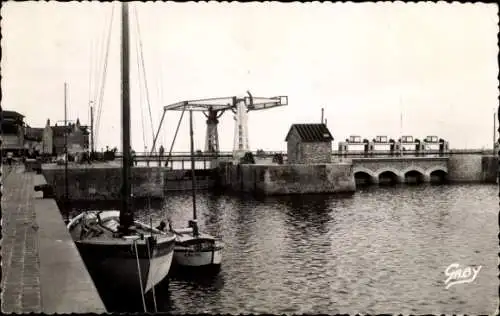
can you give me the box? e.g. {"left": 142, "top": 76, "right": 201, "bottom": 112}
{"left": 2, "top": 2, "right": 499, "bottom": 152}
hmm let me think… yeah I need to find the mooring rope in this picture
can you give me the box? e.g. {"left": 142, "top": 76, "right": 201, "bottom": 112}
{"left": 133, "top": 239, "right": 147, "bottom": 312}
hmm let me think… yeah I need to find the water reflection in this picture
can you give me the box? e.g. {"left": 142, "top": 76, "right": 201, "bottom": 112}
{"left": 278, "top": 194, "right": 332, "bottom": 235}
{"left": 63, "top": 184, "right": 497, "bottom": 314}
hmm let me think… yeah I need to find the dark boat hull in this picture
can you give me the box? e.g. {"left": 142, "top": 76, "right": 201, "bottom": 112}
{"left": 68, "top": 211, "right": 176, "bottom": 294}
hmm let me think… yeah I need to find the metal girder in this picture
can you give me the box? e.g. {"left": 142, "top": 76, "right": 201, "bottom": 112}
{"left": 163, "top": 94, "right": 288, "bottom": 112}
{"left": 245, "top": 95, "right": 288, "bottom": 112}
{"left": 163, "top": 97, "right": 237, "bottom": 112}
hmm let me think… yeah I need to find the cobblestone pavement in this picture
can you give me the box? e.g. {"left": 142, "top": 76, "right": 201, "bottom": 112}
{"left": 1, "top": 165, "right": 42, "bottom": 313}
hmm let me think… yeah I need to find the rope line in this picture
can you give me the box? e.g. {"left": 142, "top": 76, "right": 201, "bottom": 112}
{"left": 95, "top": 5, "right": 115, "bottom": 147}
{"left": 133, "top": 239, "right": 147, "bottom": 313}
{"left": 88, "top": 39, "right": 93, "bottom": 127}
{"left": 146, "top": 222, "right": 158, "bottom": 313}
{"left": 92, "top": 19, "right": 106, "bottom": 140}
{"left": 133, "top": 15, "right": 147, "bottom": 150}
{"left": 134, "top": 6, "right": 155, "bottom": 148}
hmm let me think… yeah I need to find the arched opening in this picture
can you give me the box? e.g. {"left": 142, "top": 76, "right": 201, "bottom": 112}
{"left": 354, "top": 171, "right": 373, "bottom": 186}
{"left": 404, "top": 170, "right": 425, "bottom": 184}
{"left": 378, "top": 171, "right": 399, "bottom": 185}
{"left": 430, "top": 169, "right": 448, "bottom": 184}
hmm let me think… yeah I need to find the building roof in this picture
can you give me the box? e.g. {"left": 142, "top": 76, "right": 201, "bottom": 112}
{"left": 1, "top": 110, "right": 25, "bottom": 119}
{"left": 51, "top": 125, "right": 89, "bottom": 137}
{"left": 285, "top": 123, "right": 334, "bottom": 142}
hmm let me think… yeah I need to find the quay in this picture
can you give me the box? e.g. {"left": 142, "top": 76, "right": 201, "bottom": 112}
{"left": 1, "top": 165, "right": 106, "bottom": 314}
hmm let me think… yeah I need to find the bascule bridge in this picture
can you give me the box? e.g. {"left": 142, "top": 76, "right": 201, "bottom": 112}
{"left": 151, "top": 91, "right": 288, "bottom": 159}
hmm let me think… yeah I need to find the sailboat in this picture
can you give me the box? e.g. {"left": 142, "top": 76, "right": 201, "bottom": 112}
{"left": 67, "top": 2, "right": 176, "bottom": 295}
{"left": 170, "top": 109, "right": 224, "bottom": 271}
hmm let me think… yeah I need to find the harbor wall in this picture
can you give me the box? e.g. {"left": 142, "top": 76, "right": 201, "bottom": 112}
{"left": 41, "top": 154, "right": 496, "bottom": 201}
{"left": 481, "top": 155, "right": 498, "bottom": 183}
{"left": 41, "top": 164, "right": 216, "bottom": 201}
{"left": 217, "top": 162, "right": 356, "bottom": 195}
{"left": 164, "top": 169, "right": 215, "bottom": 191}
{"left": 42, "top": 165, "right": 164, "bottom": 201}
{"left": 447, "top": 154, "right": 491, "bottom": 183}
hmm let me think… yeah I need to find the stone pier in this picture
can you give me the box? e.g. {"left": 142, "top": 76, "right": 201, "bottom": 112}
{"left": 1, "top": 164, "right": 106, "bottom": 314}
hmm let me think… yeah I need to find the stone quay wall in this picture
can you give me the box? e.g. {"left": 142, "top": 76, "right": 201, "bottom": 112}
{"left": 217, "top": 162, "right": 356, "bottom": 195}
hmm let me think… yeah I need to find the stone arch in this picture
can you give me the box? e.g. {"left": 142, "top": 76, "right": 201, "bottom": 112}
{"left": 427, "top": 167, "right": 449, "bottom": 184}
{"left": 353, "top": 167, "right": 377, "bottom": 178}
{"left": 426, "top": 166, "right": 448, "bottom": 176}
{"left": 402, "top": 166, "right": 427, "bottom": 176}
{"left": 353, "top": 167, "right": 378, "bottom": 185}
{"left": 402, "top": 166, "right": 427, "bottom": 184}
{"left": 376, "top": 168, "right": 404, "bottom": 184}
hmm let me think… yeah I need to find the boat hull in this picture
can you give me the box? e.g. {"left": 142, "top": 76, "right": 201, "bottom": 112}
{"left": 173, "top": 247, "right": 223, "bottom": 268}
{"left": 76, "top": 237, "right": 175, "bottom": 293}
{"left": 68, "top": 211, "right": 176, "bottom": 294}
{"left": 171, "top": 225, "right": 224, "bottom": 273}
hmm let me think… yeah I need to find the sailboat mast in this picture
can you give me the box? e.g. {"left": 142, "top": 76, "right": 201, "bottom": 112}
{"left": 64, "top": 82, "right": 69, "bottom": 219}
{"left": 189, "top": 110, "right": 197, "bottom": 220}
{"left": 90, "top": 103, "right": 94, "bottom": 154}
{"left": 120, "top": 2, "right": 133, "bottom": 230}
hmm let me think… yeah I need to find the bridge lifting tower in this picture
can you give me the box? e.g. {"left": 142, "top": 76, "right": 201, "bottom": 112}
{"left": 151, "top": 91, "right": 288, "bottom": 158}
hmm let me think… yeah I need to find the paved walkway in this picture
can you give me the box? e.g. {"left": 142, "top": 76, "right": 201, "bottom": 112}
{"left": 1, "top": 164, "right": 42, "bottom": 313}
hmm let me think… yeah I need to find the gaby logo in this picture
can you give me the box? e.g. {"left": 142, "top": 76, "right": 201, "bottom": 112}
{"left": 444, "top": 263, "right": 482, "bottom": 289}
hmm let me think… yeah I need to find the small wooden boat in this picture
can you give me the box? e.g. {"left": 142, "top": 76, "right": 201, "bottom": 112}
{"left": 172, "top": 220, "right": 223, "bottom": 270}
{"left": 68, "top": 210, "right": 176, "bottom": 293}
{"left": 171, "top": 110, "right": 224, "bottom": 271}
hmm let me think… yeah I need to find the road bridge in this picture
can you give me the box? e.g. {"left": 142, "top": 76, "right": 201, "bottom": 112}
{"left": 350, "top": 156, "right": 449, "bottom": 184}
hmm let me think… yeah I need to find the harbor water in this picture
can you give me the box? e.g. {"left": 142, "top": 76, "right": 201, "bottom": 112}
{"left": 72, "top": 184, "right": 498, "bottom": 314}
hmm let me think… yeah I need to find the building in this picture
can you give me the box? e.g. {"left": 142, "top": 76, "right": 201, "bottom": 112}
{"left": 42, "top": 119, "right": 53, "bottom": 155}
{"left": 42, "top": 118, "right": 90, "bottom": 155}
{"left": 1, "top": 110, "right": 26, "bottom": 156}
{"left": 285, "top": 123, "right": 334, "bottom": 164}
{"left": 24, "top": 127, "right": 44, "bottom": 155}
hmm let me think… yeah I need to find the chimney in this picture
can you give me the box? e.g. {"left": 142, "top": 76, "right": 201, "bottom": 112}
{"left": 321, "top": 108, "right": 324, "bottom": 124}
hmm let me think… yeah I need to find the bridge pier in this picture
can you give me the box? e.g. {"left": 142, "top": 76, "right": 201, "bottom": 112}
{"left": 395, "top": 174, "right": 405, "bottom": 184}
{"left": 423, "top": 174, "right": 431, "bottom": 183}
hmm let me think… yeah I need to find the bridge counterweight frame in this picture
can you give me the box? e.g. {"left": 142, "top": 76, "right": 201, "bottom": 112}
{"left": 152, "top": 92, "right": 288, "bottom": 156}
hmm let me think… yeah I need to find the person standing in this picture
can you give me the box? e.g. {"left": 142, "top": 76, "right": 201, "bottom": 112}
{"left": 131, "top": 147, "right": 137, "bottom": 166}
{"left": 159, "top": 145, "right": 165, "bottom": 167}
{"left": 6, "top": 151, "right": 13, "bottom": 166}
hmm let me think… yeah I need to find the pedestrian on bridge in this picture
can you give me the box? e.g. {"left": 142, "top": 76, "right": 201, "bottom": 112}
{"left": 159, "top": 145, "right": 165, "bottom": 167}
{"left": 131, "top": 148, "right": 137, "bottom": 166}
{"left": 6, "top": 152, "right": 13, "bottom": 166}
